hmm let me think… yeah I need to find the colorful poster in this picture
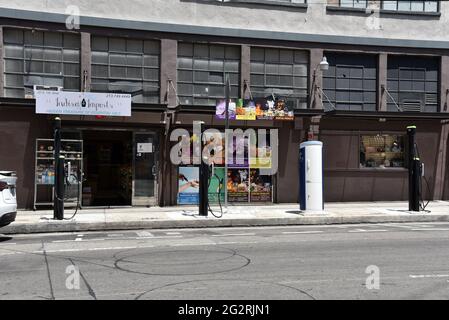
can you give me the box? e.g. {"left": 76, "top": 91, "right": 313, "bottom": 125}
{"left": 208, "top": 167, "right": 225, "bottom": 204}
{"left": 249, "top": 145, "right": 272, "bottom": 169}
{"left": 203, "top": 132, "right": 225, "bottom": 165}
{"left": 227, "top": 169, "right": 249, "bottom": 203}
{"left": 236, "top": 99, "right": 256, "bottom": 121}
{"left": 273, "top": 98, "right": 295, "bottom": 121}
{"left": 177, "top": 166, "right": 199, "bottom": 204}
{"left": 228, "top": 135, "right": 249, "bottom": 168}
{"left": 255, "top": 98, "right": 275, "bottom": 120}
{"left": 215, "top": 99, "right": 236, "bottom": 120}
{"left": 250, "top": 169, "right": 272, "bottom": 202}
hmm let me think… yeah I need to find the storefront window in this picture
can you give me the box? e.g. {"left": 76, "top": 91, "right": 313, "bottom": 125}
{"left": 3, "top": 28, "right": 81, "bottom": 98}
{"left": 360, "top": 134, "right": 405, "bottom": 168}
{"left": 91, "top": 36, "right": 160, "bottom": 104}
{"left": 177, "top": 42, "right": 240, "bottom": 106}
{"left": 176, "top": 131, "right": 274, "bottom": 204}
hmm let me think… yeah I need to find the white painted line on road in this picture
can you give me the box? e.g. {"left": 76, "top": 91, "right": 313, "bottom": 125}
{"left": 107, "top": 234, "right": 124, "bottom": 237}
{"left": 411, "top": 228, "right": 449, "bottom": 231}
{"left": 28, "top": 244, "right": 156, "bottom": 254}
{"left": 282, "top": 231, "right": 324, "bottom": 235}
{"left": 0, "top": 243, "right": 17, "bottom": 245}
{"left": 0, "top": 252, "right": 24, "bottom": 256}
{"left": 170, "top": 242, "right": 216, "bottom": 247}
{"left": 136, "top": 231, "right": 153, "bottom": 237}
{"left": 52, "top": 238, "right": 107, "bottom": 243}
{"left": 166, "top": 232, "right": 181, "bottom": 235}
{"left": 348, "top": 229, "right": 388, "bottom": 233}
{"left": 135, "top": 235, "right": 183, "bottom": 239}
{"left": 410, "top": 274, "right": 449, "bottom": 279}
{"left": 212, "top": 233, "right": 256, "bottom": 237}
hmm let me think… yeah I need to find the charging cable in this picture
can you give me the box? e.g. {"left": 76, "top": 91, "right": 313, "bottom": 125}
{"left": 207, "top": 164, "right": 224, "bottom": 218}
{"left": 414, "top": 143, "right": 431, "bottom": 213}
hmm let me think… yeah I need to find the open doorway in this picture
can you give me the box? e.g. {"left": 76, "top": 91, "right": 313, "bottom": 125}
{"left": 82, "top": 130, "right": 133, "bottom": 207}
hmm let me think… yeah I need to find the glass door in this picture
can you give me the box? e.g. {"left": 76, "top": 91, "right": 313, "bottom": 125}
{"left": 132, "top": 132, "right": 158, "bottom": 206}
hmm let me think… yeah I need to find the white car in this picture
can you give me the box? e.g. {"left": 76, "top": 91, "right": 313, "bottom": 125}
{"left": 0, "top": 171, "right": 17, "bottom": 227}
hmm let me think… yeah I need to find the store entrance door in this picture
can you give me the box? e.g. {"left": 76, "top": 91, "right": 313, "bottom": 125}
{"left": 132, "top": 132, "right": 158, "bottom": 206}
{"left": 82, "top": 130, "right": 133, "bottom": 207}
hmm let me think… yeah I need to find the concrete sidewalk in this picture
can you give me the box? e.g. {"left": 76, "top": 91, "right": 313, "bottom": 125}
{"left": 2, "top": 201, "right": 449, "bottom": 234}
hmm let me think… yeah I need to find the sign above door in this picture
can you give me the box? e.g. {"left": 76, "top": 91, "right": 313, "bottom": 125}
{"left": 35, "top": 90, "right": 132, "bottom": 117}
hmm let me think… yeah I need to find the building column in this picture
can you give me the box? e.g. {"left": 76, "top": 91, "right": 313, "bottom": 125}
{"left": 433, "top": 121, "right": 449, "bottom": 200}
{"left": 80, "top": 32, "right": 91, "bottom": 92}
{"left": 378, "top": 53, "right": 388, "bottom": 111}
{"left": 159, "top": 39, "right": 178, "bottom": 206}
{"left": 440, "top": 55, "right": 449, "bottom": 112}
{"left": 241, "top": 44, "right": 251, "bottom": 99}
{"left": 0, "top": 26, "right": 4, "bottom": 97}
{"left": 160, "top": 39, "right": 178, "bottom": 107}
{"left": 309, "top": 48, "right": 324, "bottom": 109}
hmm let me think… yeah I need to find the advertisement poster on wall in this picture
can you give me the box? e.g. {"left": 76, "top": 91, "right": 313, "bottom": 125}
{"left": 236, "top": 99, "right": 256, "bottom": 121}
{"left": 228, "top": 135, "right": 249, "bottom": 168}
{"left": 208, "top": 167, "right": 225, "bottom": 204}
{"left": 177, "top": 166, "right": 199, "bottom": 205}
{"left": 250, "top": 169, "right": 272, "bottom": 202}
{"left": 273, "top": 98, "right": 295, "bottom": 121}
{"left": 227, "top": 168, "right": 249, "bottom": 203}
{"left": 255, "top": 98, "right": 275, "bottom": 120}
{"left": 204, "top": 132, "right": 225, "bottom": 165}
{"left": 215, "top": 99, "right": 236, "bottom": 120}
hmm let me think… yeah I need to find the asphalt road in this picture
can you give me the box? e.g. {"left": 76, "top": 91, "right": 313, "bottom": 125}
{"left": 1, "top": 222, "right": 449, "bottom": 300}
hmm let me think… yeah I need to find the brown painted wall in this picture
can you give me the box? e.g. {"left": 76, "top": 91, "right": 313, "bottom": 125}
{"left": 1, "top": 105, "right": 447, "bottom": 208}
{"left": 444, "top": 131, "right": 449, "bottom": 200}
{"left": 0, "top": 106, "right": 51, "bottom": 208}
{"left": 320, "top": 118, "right": 442, "bottom": 202}
{"left": 276, "top": 122, "right": 303, "bottom": 203}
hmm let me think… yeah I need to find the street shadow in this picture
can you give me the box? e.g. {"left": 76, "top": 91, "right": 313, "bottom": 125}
{"left": 0, "top": 236, "right": 14, "bottom": 242}
{"left": 286, "top": 210, "right": 303, "bottom": 215}
{"left": 386, "top": 209, "right": 414, "bottom": 213}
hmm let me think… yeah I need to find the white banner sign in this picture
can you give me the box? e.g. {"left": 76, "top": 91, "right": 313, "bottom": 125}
{"left": 35, "top": 90, "right": 132, "bottom": 117}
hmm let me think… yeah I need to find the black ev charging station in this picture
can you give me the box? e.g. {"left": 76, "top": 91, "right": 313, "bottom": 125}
{"left": 54, "top": 117, "right": 65, "bottom": 220}
{"left": 53, "top": 117, "right": 82, "bottom": 220}
{"left": 407, "top": 125, "right": 422, "bottom": 212}
{"left": 198, "top": 121, "right": 209, "bottom": 217}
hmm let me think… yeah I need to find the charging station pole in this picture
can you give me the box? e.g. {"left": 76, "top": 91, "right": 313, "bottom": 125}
{"left": 407, "top": 125, "right": 420, "bottom": 212}
{"left": 54, "top": 117, "right": 64, "bottom": 220}
{"left": 198, "top": 122, "right": 209, "bottom": 216}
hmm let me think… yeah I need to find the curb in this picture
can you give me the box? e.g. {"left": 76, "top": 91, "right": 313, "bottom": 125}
{"left": 2, "top": 214, "right": 449, "bottom": 235}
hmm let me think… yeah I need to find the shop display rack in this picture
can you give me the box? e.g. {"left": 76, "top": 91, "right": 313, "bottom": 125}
{"left": 33, "top": 138, "right": 83, "bottom": 210}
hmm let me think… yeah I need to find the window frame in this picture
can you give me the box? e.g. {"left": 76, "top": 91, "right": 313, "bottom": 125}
{"left": 381, "top": 1, "right": 440, "bottom": 14}
{"left": 322, "top": 53, "right": 378, "bottom": 112}
{"left": 339, "top": 0, "right": 368, "bottom": 9}
{"left": 177, "top": 42, "right": 241, "bottom": 106}
{"left": 249, "top": 46, "right": 309, "bottom": 110}
{"left": 3, "top": 28, "right": 81, "bottom": 98}
{"left": 90, "top": 36, "right": 161, "bottom": 104}
{"left": 386, "top": 55, "right": 439, "bottom": 113}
